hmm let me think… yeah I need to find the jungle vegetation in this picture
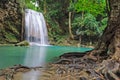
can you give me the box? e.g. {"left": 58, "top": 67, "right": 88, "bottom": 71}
{"left": 0, "top": 0, "right": 120, "bottom": 80}
{"left": 24, "top": 0, "right": 108, "bottom": 46}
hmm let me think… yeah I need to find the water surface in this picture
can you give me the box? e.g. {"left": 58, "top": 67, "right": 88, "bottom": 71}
{"left": 0, "top": 46, "right": 92, "bottom": 69}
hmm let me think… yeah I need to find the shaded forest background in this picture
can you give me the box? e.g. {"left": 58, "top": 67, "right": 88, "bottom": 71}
{"left": 0, "top": 0, "right": 108, "bottom": 47}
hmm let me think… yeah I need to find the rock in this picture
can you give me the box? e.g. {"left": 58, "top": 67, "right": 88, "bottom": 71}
{"left": 15, "top": 0, "right": 20, "bottom": 4}
{"left": 59, "top": 52, "right": 89, "bottom": 59}
{"left": 15, "top": 40, "right": 29, "bottom": 46}
{"left": 0, "top": 0, "right": 23, "bottom": 44}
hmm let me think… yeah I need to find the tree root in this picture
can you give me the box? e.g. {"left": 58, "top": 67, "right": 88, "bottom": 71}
{"left": 54, "top": 54, "right": 120, "bottom": 80}
{"left": 108, "top": 71, "right": 120, "bottom": 80}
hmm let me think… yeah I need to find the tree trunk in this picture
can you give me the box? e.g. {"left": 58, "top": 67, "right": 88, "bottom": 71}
{"left": 91, "top": 0, "right": 120, "bottom": 61}
{"left": 68, "top": 12, "right": 74, "bottom": 39}
{"left": 43, "top": 0, "right": 47, "bottom": 14}
{"left": 21, "top": 11, "right": 25, "bottom": 41}
{"left": 20, "top": 0, "right": 25, "bottom": 41}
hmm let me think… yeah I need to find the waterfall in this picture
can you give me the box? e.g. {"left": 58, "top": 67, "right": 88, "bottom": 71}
{"left": 23, "top": 9, "right": 48, "bottom": 80}
{"left": 25, "top": 9, "right": 48, "bottom": 46}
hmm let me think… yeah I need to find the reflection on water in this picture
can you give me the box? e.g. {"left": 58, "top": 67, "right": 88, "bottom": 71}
{"left": 23, "top": 70, "right": 40, "bottom": 80}
{"left": 23, "top": 46, "right": 47, "bottom": 80}
{"left": 24, "top": 46, "right": 46, "bottom": 67}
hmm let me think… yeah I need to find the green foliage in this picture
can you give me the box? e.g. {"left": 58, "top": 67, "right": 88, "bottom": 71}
{"left": 25, "top": 0, "right": 39, "bottom": 11}
{"left": 7, "top": 21, "right": 19, "bottom": 36}
{"left": 47, "top": 2, "right": 62, "bottom": 18}
{"left": 68, "top": 0, "right": 76, "bottom": 11}
{"left": 24, "top": 0, "right": 108, "bottom": 45}
{"left": 44, "top": 0, "right": 68, "bottom": 37}
{"left": 45, "top": 9, "right": 62, "bottom": 38}
{"left": 74, "top": 0, "right": 106, "bottom": 16}
{"left": 72, "top": 13, "right": 99, "bottom": 36}
{"left": 98, "top": 17, "right": 108, "bottom": 35}
{"left": 4, "top": 32, "right": 18, "bottom": 43}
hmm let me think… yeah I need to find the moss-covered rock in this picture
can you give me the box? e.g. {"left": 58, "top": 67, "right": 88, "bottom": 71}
{"left": 0, "top": 0, "right": 23, "bottom": 44}
{"left": 15, "top": 40, "right": 29, "bottom": 46}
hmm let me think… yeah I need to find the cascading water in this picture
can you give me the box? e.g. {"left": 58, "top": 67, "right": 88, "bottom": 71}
{"left": 25, "top": 9, "right": 48, "bottom": 46}
{"left": 23, "top": 9, "right": 48, "bottom": 80}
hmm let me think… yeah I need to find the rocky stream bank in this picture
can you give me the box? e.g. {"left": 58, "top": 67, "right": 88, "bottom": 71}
{"left": 0, "top": 52, "right": 120, "bottom": 80}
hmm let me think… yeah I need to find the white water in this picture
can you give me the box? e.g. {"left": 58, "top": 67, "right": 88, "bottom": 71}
{"left": 25, "top": 9, "right": 49, "bottom": 46}
{"left": 23, "top": 9, "right": 49, "bottom": 80}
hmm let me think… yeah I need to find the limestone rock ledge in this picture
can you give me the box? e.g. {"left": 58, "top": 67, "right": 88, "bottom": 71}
{"left": 0, "top": 0, "right": 22, "bottom": 44}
